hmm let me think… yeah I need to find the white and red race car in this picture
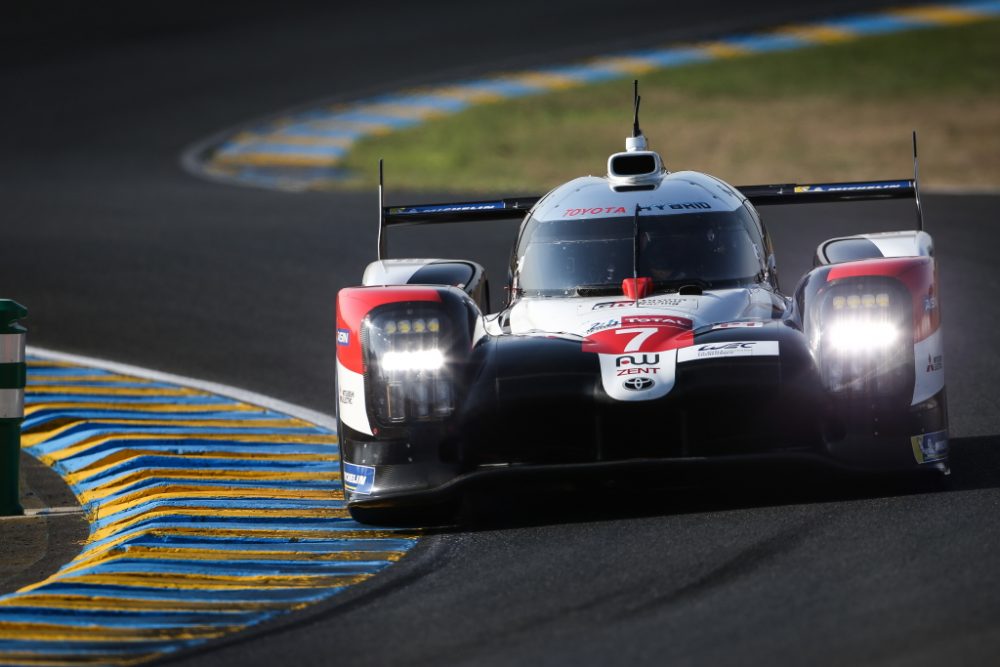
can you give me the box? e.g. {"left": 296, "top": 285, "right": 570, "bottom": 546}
{"left": 335, "top": 98, "right": 946, "bottom": 525}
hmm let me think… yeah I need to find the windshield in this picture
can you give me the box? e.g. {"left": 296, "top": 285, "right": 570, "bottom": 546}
{"left": 514, "top": 207, "right": 765, "bottom": 296}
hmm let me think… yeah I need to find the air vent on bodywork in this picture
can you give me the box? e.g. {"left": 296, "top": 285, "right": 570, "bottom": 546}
{"left": 612, "top": 184, "right": 656, "bottom": 192}
{"left": 608, "top": 150, "right": 663, "bottom": 185}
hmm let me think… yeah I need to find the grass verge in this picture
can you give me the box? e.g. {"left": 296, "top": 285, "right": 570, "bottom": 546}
{"left": 340, "top": 19, "right": 1000, "bottom": 193}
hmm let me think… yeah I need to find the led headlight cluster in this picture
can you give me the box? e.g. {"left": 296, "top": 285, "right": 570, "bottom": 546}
{"left": 818, "top": 285, "right": 911, "bottom": 396}
{"left": 364, "top": 309, "right": 454, "bottom": 424}
{"left": 826, "top": 292, "right": 898, "bottom": 353}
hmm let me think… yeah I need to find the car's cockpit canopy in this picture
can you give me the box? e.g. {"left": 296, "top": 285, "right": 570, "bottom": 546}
{"left": 513, "top": 205, "right": 767, "bottom": 297}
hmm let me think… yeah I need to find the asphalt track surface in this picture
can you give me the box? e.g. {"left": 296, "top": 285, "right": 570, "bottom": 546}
{"left": 3, "top": 1, "right": 1000, "bottom": 665}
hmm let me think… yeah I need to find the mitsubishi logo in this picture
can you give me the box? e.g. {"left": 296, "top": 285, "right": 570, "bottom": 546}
{"left": 623, "top": 377, "right": 655, "bottom": 391}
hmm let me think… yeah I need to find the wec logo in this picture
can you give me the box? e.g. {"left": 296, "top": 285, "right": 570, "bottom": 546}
{"left": 697, "top": 343, "right": 754, "bottom": 351}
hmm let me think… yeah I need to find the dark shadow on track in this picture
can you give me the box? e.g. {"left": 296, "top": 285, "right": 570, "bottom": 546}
{"left": 445, "top": 436, "right": 999, "bottom": 533}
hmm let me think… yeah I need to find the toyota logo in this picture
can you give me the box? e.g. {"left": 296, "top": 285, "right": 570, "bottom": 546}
{"left": 623, "top": 377, "right": 655, "bottom": 391}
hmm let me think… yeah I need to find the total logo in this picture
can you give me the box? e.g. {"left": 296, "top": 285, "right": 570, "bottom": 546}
{"left": 622, "top": 315, "right": 691, "bottom": 329}
{"left": 622, "top": 376, "right": 655, "bottom": 391}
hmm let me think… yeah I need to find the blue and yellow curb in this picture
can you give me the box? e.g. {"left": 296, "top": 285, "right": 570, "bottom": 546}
{"left": 190, "top": 0, "right": 1000, "bottom": 192}
{"left": 0, "top": 354, "right": 415, "bottom": 666}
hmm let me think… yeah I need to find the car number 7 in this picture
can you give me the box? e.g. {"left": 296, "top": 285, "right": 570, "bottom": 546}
{"left": 615, "top": 327, "right": 657, "bottom": 352}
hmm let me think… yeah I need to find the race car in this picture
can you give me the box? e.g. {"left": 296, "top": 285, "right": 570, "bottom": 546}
{"left": 335, "top": 92, "right": 947, "bottom": 525}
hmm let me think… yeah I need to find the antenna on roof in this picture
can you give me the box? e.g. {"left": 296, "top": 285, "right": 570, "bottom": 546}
{"left": 912, "top": 131, "right": 924, "bottom": 232}
{"left": 632, "top": 204, "right": 641, "bottom": 306}
{"left": 377, "top": 158, "right": 387, "bottom": 260}
{"left": 626, "top": 80, "right": 647, "bottom": 152}
{"left": 632, "top": 80, "right": 642, "bottom": 138}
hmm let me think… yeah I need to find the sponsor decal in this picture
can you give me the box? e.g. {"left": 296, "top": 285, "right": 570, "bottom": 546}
{"left": 584, "top": 316, "right": 694, "bottom": 354}
{"left": 592, "top": 296, "right": 698, "bottom": 310}
{"left": 616, "top": 355, "right": 661, "bottom": 376}
{"left": 622, "top": 376, "right": 655, "bottom": 391}
{"left": 564, "top": 206, "right": 628, "bottom": 217}
{"left": 622, "top": 315, "right": 691, "bottom": 329}
{"left": 926, "top": 354, "right": 943, "bottom": 373}
{"left": 618, "top": 367, "right": 659, "bottom": 376}
{"left": 342, "top": 462, "right": 375, "bottom": 495}
{"left": 615, "top": 354, "right": 660, "bottom": 367}
{"left": 794, "top": 180, "right": 909, "bottom": 193}
{"left": 924, "top": 295, "right": 938, "bottom": 312}
{"left": 585, "top": 318, "right": 620, "bottom": 334}
{"left": 910, "top": 430, "right": 948, "bottom": 464}
{"left": 911, "top": 328, "right": 944, "bottom": 406}
{"left": 677, "top": 340, "right": 780, "bottom": 362}
{"left": 641, "top": 296, "right": 699, "bottom": 309}
{"left": 638, "top": 202, "right": 712, "bottom": 211}
{"left": 712, "top": 321, "right": 764, "bottom": 330}
{"left": 339, "top": 389, "right": 355, "bottom": 405}
{"left": 391, "top": 202, "right": 503, "bottom": 215}
{"left": 337, "top": 328, "right": 351, "bottom": 346}
{"left": 599, "top": 349, "right": 678, "bottom": 401}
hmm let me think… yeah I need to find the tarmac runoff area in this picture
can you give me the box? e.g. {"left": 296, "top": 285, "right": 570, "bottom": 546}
{"left": 0, "top": 350, "right": 416, "bottom": 667}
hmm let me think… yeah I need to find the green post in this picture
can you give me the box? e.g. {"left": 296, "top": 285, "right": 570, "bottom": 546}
{"left": 0, "top": 300, "right": 27, "bottom": 516}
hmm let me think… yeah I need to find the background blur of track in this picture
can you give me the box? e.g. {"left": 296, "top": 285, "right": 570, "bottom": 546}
{"left": 3, "top": 1, "right": 1000, "bottom": 665}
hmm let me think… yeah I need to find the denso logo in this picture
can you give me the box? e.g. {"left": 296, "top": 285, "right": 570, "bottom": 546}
{"left": 564, "top": 206, "right": 627, "bottom": 217}
{"left": 622, "top": 315, "right": 691, "bottom": 329}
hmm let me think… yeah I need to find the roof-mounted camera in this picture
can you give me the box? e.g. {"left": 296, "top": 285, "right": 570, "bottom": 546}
{"left": 608, "top": 80, "right": 663, "bottom": 185}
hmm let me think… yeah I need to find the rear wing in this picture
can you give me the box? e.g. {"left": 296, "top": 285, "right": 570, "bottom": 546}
{"left": 377, "top": 129, "right": 925, "bottom": 259}
{"left": 378, "top": 178, "right": 917, "bottom": 257}
{"left": 383, "top": 179, "right": 917, "bottom": 225}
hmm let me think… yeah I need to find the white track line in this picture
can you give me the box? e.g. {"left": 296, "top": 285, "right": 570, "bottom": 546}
{"left": 27, "top": 346, "right": 338, "bottom": 432}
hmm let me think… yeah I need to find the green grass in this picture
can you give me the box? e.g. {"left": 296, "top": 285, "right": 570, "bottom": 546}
{"left": 340, "top": 19, "right": 1000, "bottom": 193}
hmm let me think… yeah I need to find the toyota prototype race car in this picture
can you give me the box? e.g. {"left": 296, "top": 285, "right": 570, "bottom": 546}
{"left": 335, "top": 86, "right": 947, "bottom": 525}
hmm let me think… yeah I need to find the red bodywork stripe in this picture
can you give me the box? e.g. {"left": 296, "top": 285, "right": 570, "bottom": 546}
{"left": 826, "top": 257, "right": 939, "bottom": 342}
{"left": 335, "top": 287, "right": 443, "bottom": 374}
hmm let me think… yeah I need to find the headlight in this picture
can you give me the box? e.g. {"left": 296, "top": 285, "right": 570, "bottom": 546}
{"left": 827, "top": 321, "right": 899, "bottom": 353}
{"left": 381, "top": 349, "right": 445, "bottom": 372}
{"left": 817, "top": 284, "right": 912, "bottom": 397}
{"left": 364, "top": 308, "right": 454, "bottom": 425}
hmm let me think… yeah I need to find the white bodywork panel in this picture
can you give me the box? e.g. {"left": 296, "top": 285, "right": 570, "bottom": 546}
{"left": 337, "top": 360, "right": 372, "bottom": 435}
{"left": 531, "top": 171, "right": 745, "bottom": 222}
{"left": 819, "top": 230, "right": 934, "bottom": 264}
{"left": 912, "top": 328, "right": 945, "bottom": 405}
{"left": 507, "top": 289, "right": 776, "bottom": 338}
{"left": 598, "top": 350, "right": 678, "bottom": 401}
{"left": 865, "top": 231, "right": 934, "bottom": 258}
{"left": 363, "top": 259, "right": 447, "bottom": 286}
